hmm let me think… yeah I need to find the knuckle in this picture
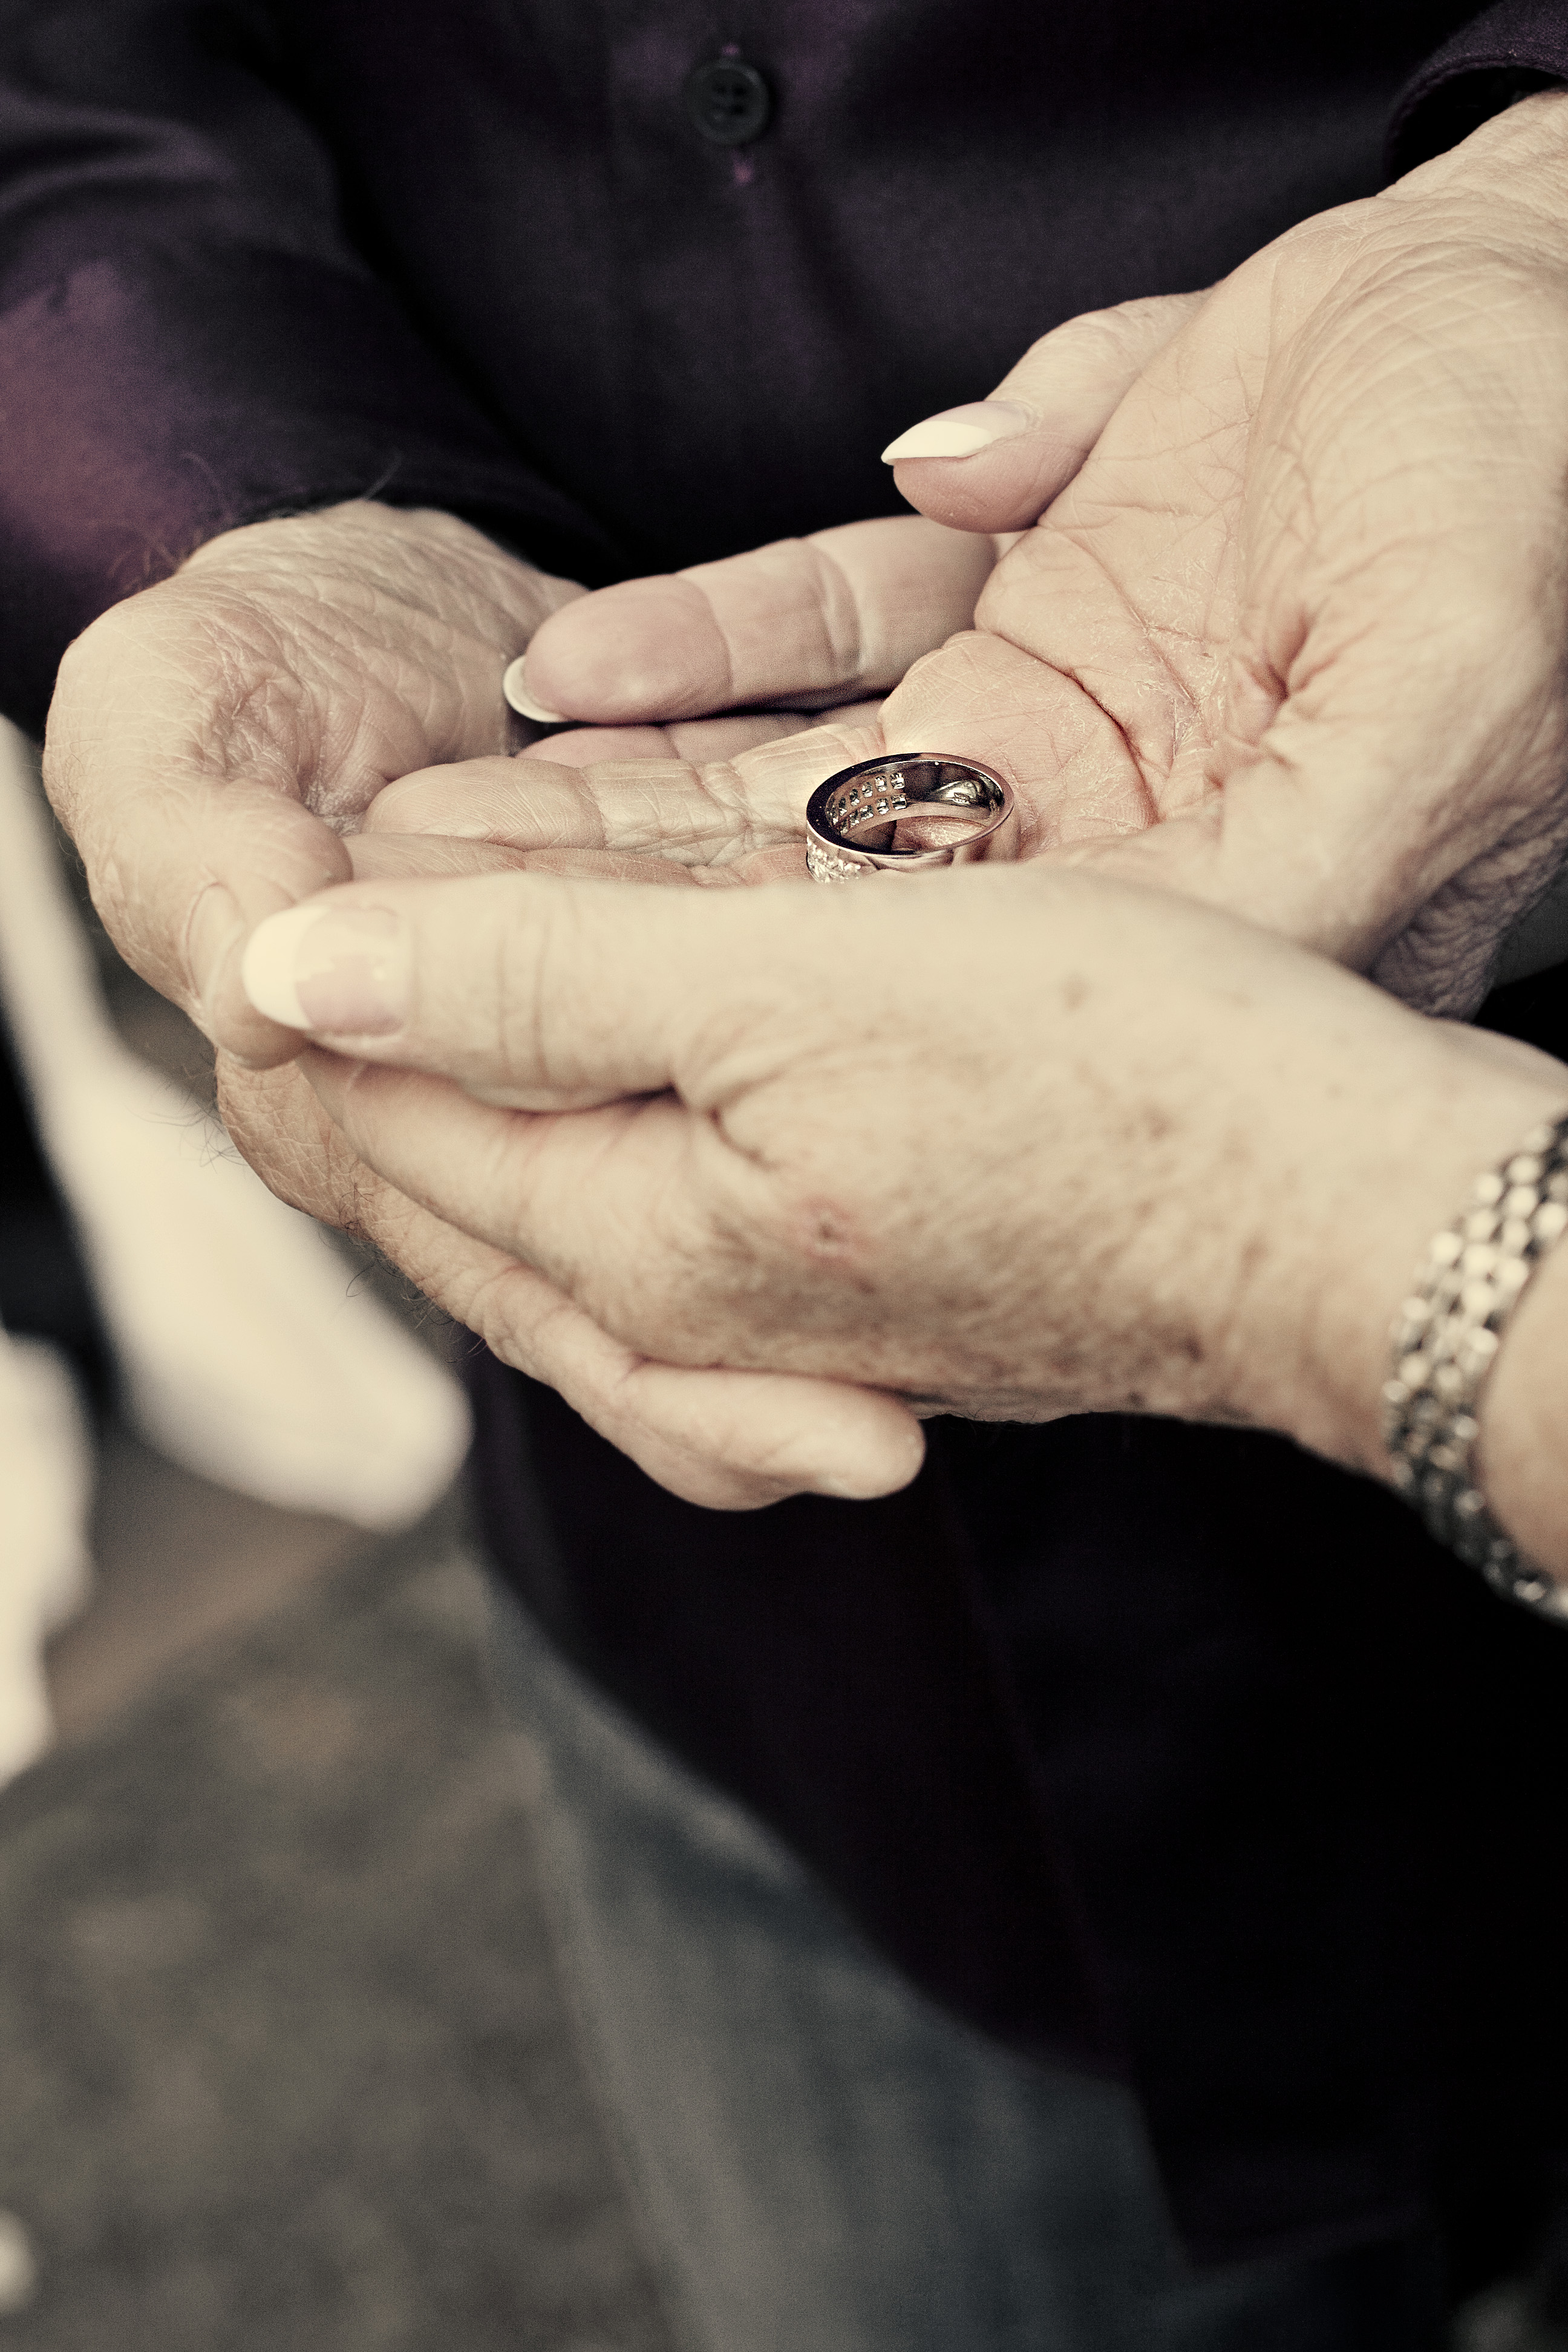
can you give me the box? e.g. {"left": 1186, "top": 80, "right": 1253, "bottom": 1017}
{"left": 799, "top": 539, "right": 864, "bottom": 680}
{"left": 463, "top": 1264, "right": 526, "bottom": 1359}
{"left": 494, "top": 889, "right": 556, "bottom": 1086}
{"left": 468, "top": 1265, "right": 574, "bottom": 1380}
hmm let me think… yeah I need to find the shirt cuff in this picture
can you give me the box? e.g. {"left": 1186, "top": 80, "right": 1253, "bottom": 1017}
{"left": 1388, "top": 1, "right": 1568, "bottom": 177}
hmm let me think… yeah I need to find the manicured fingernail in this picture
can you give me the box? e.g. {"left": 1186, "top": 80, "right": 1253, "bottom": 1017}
{"left": 241, "top": 904, "right": 409, "bottom": 1034}
{"left": 880, "top": 400, "right": 1034, "bottom": 463}
{"left": 188, "top": 882, "right": 243, "bottom": 1031}
{"left": 502, "top": 655, "right": 567, "bottom": 725}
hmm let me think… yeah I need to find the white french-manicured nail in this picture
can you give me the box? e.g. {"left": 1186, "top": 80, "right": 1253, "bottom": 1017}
{"left": 881, "top": 400, "right": 1034, "bottom": 464}
{"left": 241, "top": 904, "right": 409, "bottom": 1035}
{"left": 502, "top": 655, "right": 567, "bottom": 725}
{"left": 241, "top": 904, "right": 319, "bottom": 1027}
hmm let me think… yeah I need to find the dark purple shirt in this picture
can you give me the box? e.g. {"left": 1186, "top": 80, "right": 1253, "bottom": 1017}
{"left": 4, "top": 0, "right": 1568, "bottom": 2265}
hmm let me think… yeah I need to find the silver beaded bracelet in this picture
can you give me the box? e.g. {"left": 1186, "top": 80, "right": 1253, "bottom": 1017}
{"left": 1383, "top": 1109, "right": 1568, "bottom": 1620}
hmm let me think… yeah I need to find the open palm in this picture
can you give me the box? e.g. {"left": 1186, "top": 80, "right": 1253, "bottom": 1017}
{"left": 373, "top": 98, "right": 1568, "bottom": 1015}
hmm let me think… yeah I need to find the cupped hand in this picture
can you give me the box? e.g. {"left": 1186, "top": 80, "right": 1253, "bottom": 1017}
{"left": 233, "top": 862, "right": 1568, "bottom": 1529}
{"left": 42, "top": 500, "right": 583, "bottom": 1062}
{"left": 359, "top": 510, "right": 1017, "bottom": 883}
{"left": 364, "top": 304, "right": 1195, "bottom": 864}
{"left": 890, "top": 94, "right": 1568, "bottom": 1011}
{"left": 384, "top": 97, "right": 1568, "bottom": 1014}
{"left": 39, "top": 483, "right": 1052, "bottom": 1062}
{"left": 40, "top": 494, "right": 935, "bottom": 1506}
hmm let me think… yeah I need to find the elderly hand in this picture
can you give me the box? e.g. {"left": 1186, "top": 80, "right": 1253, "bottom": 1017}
{"left": 361, "top": 305, "right": 1194, "bottom": 871}
{"left": 41, "top": 491, "right": 1036, "bottom": 1020}
{"left": 41, "top": 500, "right": 590, "bottom": 1060}
{"left": 383, "top": 97, "right": 1568, "bottom": 1013}
{"left": 235, "top": 860, "right": 1568, "bottom": 1555}
{"left": 216, "top": 1044, "right": 920, "bottom": 1511}
{"left": 887, "top": 91, "right": 1568, "bottom": 1012}
{"left": 38, "top": 494, "right": 1006, "bottom": 1504}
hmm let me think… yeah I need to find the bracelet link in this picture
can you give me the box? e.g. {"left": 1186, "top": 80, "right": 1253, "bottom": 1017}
{"left": 1383, "top": 1113, "right": 1568, "bottom": 1620}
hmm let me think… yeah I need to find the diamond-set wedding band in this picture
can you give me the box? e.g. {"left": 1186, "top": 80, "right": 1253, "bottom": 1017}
{"left": 805, "top": 756, "right": 1016, "bottom": 882}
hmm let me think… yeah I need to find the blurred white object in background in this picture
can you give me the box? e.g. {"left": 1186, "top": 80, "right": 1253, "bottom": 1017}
{"left": 0, "top": 2208, "right": 39, "bottom": 2315}
{"left": 0, "top": 717, "right": 470, "bottom": 1532}
{"left": 0, "top": 1329, "right": 91, "bottom": 1783}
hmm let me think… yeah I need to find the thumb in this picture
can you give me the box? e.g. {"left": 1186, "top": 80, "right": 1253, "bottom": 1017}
{"left": 883, "top": 290, "right": 1207, "bottom": 534}
{"left": 237, "top": 870, "right": 736, "bottom": 1106}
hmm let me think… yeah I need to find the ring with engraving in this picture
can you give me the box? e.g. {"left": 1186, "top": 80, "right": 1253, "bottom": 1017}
{"left": 805, "top": 756, "right": 1016, "bottom": 883}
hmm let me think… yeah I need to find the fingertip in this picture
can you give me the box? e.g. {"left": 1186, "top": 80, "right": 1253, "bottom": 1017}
{"left": 522, "top": 576, "right": 723, "bottom": 724}
{"left": 880, "top": 400, "right": 1033, "bottom": 464}
{"left": 185, "top": 880, "right": 304, "bottom": 1063}
{"left": 238, "top": 901, "right": 319, "bottom": 1029}
{"left": 623, "top": 1373, "right": 927, "bottom": 1511}
{"left": 501, "top": 655, "right": 567, "bottom": 726}
{"left": 176, "top": 784, "right": 356, "bottom": 1048}
{"left": 362, "top": 768, "right": 451, "bottom": 833}
{"left": 892, "top": 436, "right": 1094, "bottom": 534}
{"left": 800, "top": 1395, "right": 927, "bottom": 1499}
{"left": 197, "top": 928, "right": 314, "bottom": 1066}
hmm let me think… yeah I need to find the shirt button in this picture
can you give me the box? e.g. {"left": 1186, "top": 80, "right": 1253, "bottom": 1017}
{"left": 684, "top": 56, "right": 772, "bottom": 146}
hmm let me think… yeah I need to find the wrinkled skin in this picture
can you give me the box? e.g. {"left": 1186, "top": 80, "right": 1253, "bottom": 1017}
{"left": 381, "top": 99, "right": 1568, "bottom": 1016}
{"left": 42, "top": 503, "right": 583, "bottom": 1056}
{"left": 44, "top": 501, "right": 1005, "bottom": 1504}
{"left": 237, "top": 858, "right": 1568, "bottom": 1567}
{"left": 42, "top": 96, "right": 1568, "bottom": 1506}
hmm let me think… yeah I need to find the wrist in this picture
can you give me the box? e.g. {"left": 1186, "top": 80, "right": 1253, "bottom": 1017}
{"left": 1387, "top": 83, "right": 1568, "bottom": 226}
{"left": 1217, "top": 1019, "right": 1568, "bottom": 1492}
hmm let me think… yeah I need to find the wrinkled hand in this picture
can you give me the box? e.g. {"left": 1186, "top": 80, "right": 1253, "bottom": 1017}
{"left": 43, "top": 497, "right": 999, "bottom": 1504}
{"left": 897, "top": 91, "right": 1568, "bottom": 1011}
{"left": 364, "top": 507, "right": 1034, "bottom": 881}
{"left": 43, "top": 500, "right": 581, "bottom": 1059}
{"left": 217, "top": 1045, "right": 919, "bottom": 1511}
{"left": 234, "top": 861, "right": 1568, "bottom": 1542}
{"left": 362, "top": 309, "right": 1187, "bottom": 869}
{"left": 384, "top": 97, "right": 1568, "bottom": 1011}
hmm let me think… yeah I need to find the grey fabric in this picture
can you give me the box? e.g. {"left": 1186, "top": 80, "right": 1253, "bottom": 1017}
{"left": 489, "top": 1594, "right": 1448, "bottom": 2352}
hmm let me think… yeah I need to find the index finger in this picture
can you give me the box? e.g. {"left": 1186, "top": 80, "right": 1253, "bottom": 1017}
{"left": 509, "top": 517, "right": 999, "bottom": 725}
{"left": 239, "top": 871, "right": 770, "bottom": 1106}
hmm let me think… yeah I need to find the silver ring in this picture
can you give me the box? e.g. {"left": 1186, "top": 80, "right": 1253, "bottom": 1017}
{"left": 805, "top": 756, "right": 1016, "bottom": 883}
